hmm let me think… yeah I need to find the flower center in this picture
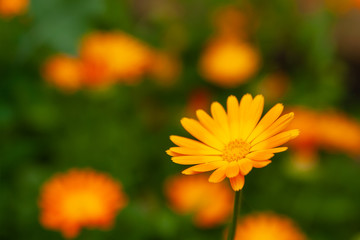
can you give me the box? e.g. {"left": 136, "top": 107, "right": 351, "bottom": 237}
{"left": 222, "top": 139, "right": 250, "bottom": 162}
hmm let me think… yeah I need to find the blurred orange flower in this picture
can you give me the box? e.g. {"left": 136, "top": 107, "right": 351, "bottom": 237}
{"left": 0, "top": 0, "right": 28, "bottom": 18}
{"left": 289, "top": 107, "right": 360, "bottom": 160}
{"left": 39, "top": 169, "right": 127, "bottom": 239}
{"left": 148, "top": 51, "right": 182, "bottom": 87}
{"left": 233, "top": 213, "right": 307, "bottom": 240}
{"left": 164, "top": 174, "right": 233, "bottom": 228}
{"left": 199, "top": 36, "right": 260, "bottom": 88}
{"left": 80, "top": 31, "right": 153, "bottom": 87}
{"left": 42, "top": 54, "right": 83, "bottom": 92}
{"left": 167, "top": 94, "right": 299, "bottom": 191}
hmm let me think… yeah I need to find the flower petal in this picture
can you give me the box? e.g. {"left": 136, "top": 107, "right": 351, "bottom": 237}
{"left": 166, "top": 150, "right": 180, "bottom": 157}
{"left": 246, "top": 103, "right": 284, "bottom": 143}
{"left": 252, "top": 160, "right": 271, "bottom": 168}
{"left": 172, "top": 156, "right": 223, "bottom": 165}
{"left": 240, "top": 95, "right": 264, "bottom": 140}
{"left": 266, "top": 147, "right": 288, "bottom": 153}
{"left": 227, "top": 95, "right": 240, "bottom": 140}
{"left": 181, "top": 118, "right": 225, "bottom": 150}
{"left": 211, "top": 101, "right": 230, "bottom": 139}
{"left": 229, "top": 174, "right": 245, "bottom": 191}
{"left": 209, "top": 165, "right": 228, "bottom": 183}
{"left": 250, "top": 129, "right": 299, "bottom": 152}
{"left": 196, "top": 110, "right": 230, "bottom": 144}
{"left": 170, "top": 135, "right": 221, "bottom": 151}
{"left": 182, "top": 161, "right": 227, "bottom": 175}
{"left": 246, "top": 151, "right": 274, "bottom": 161}
{"left": 238, "top": 158, "right": 253, "bottom": 175}
{"left": 225, "top": 161, "right": 240, "bottom": 178}
{"left": 250, "top": 112, "right": 294, "bottom": 146}
{"left": 238, "top": 94, "right": 253, "bottom": 139}
{"left": 169, "top": 147, "right": 222, "bottom": 156}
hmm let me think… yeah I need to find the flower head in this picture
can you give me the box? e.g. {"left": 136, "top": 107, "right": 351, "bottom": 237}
{"left": 38, "top": 169, "right": 127, "bottom": 238}
{"left": 199, "top": 37, "right": 260, "bottom": 88}
{"left": 167, "top": 94, "right": 299, "bottom": 191}
{"left": 80, "top": 31, "right": 152, "bottom": 86}
{"left": 0, "top": 0, "right": 28, "bottom": 18}
{"left": 165, "top": 174, "right": 233, "bottom": 228}
{"left": 42, "top": 54, "right": 83, "bottom": 92}
{"left": 234, "top": 213, "right": 307, "bottom": 240}
{"left": 289, "top": 107, "right": 360, "bottom": 157}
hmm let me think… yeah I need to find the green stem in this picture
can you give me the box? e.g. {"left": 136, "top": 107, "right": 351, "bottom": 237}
{"left": 227, "top": 190, "right": 242, "bottom": 240}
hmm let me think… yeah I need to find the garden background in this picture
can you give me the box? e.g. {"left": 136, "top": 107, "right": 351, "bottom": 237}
{"left": 1, "top": 0, "right": 360, "bottom": 239}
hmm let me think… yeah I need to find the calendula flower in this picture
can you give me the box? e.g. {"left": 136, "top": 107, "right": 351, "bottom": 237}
{"left": 0, "top": 0, "right": 28, "bottom": 18}
{"left": 165, "top": 174, "right": 233, "bottom": 228}
{"left": 42, "top": 54, "right": 83, "bottom": 92}
{"left": 233, "top": 213, "right": 307, "bottom": 240}
{"left": 199, "top": 37, "right": 260, "bottom": 88}
{"left": 39, "top": 169, "right": 127, "bottom": 239}
{"left": 289, "top": 107, "right": 360, "bottom": 158}
{"left": 167, "top": 94, "right": 299, "bottom": 191}
{"left": 80, "top": 31, "right": 152, "bottom": 86}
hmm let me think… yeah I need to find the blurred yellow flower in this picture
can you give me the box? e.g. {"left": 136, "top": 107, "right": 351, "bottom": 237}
{"left": 164, "top": 174, "right": 233, "bottom": 228}
{"left": 234, "top": 213, "right": 307, "bottom": 240}
{"left": 148, "top": 51, "right": 182, "bottom": 87}
{"left": 39, "top": 169, "right": 127, "bottom": 239}
{"left": 80, "top": 31, "right": 152, "bottom": 86}
{"left": 167, "top": 94, "right": 299, "bottom": 191}
{"left": 289, "top": 107, "right": 360, "bottom": 158}
{"left": 0, "top": 0, "right": 28, "bottom": 18}
{"left": 199, "top": 36, "right": 260, "bottom": 88}
{"left": 42, "top": 54, "right": 83, "bottom": 92}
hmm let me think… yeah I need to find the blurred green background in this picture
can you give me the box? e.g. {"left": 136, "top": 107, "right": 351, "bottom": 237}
{"left": 1, "top": 0, "right": 360, "bottom": 239}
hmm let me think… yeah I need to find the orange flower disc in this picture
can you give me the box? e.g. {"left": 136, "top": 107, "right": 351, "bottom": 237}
{"left": 167, "top": 94, "right": 299, "bottom": 191}
{"left": 39, "top": 169, "right": 128, "bottom": 238}
{"left": 165, "top": 174, "right": 233, "bottom": 228}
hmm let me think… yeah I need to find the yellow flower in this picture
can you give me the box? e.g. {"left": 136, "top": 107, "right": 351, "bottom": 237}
{"left": 42, "top": 54, "right": 83, "bottom": 92}
{"left": 0, "top": 0, "right": 28, "bottom": 18}
{"left": 38, "top": 169, "right": 127, "bottom": 239}
{"left": 164, "top": 174, "right": 233, "bottom": 228}
{"left": 289, "top": 107, "right": 360, "bottom": 157}
{"left": 234, "top": 213, "right": 307, "bottom": 240}
{"left": 167, "top": 94, "right": 299, "bottom": 191}
{"left": 80, "top": 31, "right": 152, "bottom": 86}
{"left": 199, "top": 37, "right": 260, "bottom": 88}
